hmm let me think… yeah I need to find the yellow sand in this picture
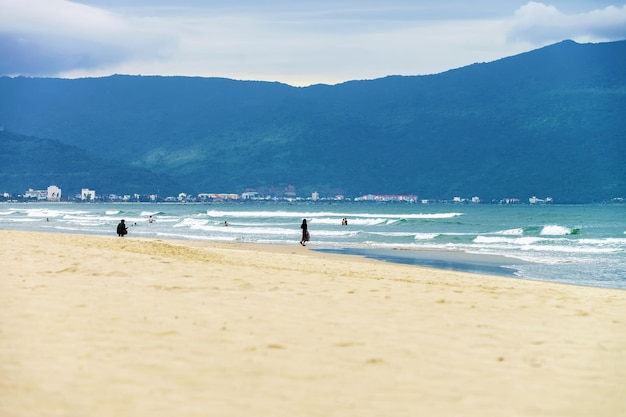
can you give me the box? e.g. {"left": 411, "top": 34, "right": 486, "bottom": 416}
{"left": 1, "top": 229, "right": 625, "bottom": 417}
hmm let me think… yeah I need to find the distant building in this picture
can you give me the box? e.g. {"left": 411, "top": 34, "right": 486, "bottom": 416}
{"left": 198, "top": 193, "right": 239, "bottom": 201}
{"left": 47, "top": 185, "right": 62, "bottom": 202}
{"left": 529, "top": 196, "right": 553, "bottom": 204}
{"left": 284, "top": 185, "right": 296, "bottom": 197}
{"left": 355, "top": 194, "right": 417, "bottom": 203}
{"left": 81, "top": 188, "right": 95, "bottom": 201}
{"left": 502, "top": 198, "right": 520, "bottom": 204}
{"left": 24, "top": 188, "right": 47, "bottom": 200}
{"left": 241, "top": 191, "right": 259, "bottom": 200}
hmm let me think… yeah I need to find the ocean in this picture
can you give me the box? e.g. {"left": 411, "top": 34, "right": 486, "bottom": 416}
{"left": 1, "top": 202, "right": 624, "bottom": 289}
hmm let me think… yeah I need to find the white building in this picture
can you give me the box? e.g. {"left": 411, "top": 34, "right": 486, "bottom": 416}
{"left": 241, "top": 191, "right": 259, "bottom": 200}
{"left": 24, "top": 188, "right": 47, "bottom": 200}
{"left": 81, "top": 188, "right": 95, "bottom": 201}
{"left": 47, "top": 185, "right": 62, "bottom": 201}
{"left": 198, "top": 193, "right": 239, "bottom": 200}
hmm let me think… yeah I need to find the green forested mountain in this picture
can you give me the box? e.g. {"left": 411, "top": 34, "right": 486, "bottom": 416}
{"left": 1, "top": 39, "right": 624, "bottom": 202}
{"left": 0, "top": 130, "right": 182, "bottom": 195}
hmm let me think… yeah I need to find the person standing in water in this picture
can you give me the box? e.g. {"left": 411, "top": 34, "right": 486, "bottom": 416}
{"left": 300, "top": 219, "right": 309, "bottom": 246}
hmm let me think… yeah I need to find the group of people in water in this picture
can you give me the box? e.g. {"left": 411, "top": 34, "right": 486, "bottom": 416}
{"left": 117, "top": 216, "right": 349, "bottom": 245}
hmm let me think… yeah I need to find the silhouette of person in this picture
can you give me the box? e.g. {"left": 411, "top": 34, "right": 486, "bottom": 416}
{"left": 300, "top": 219, "right": 309, "bottom": 246}
{"left": 117, "top": 219, "right": 128, "bottom": 237}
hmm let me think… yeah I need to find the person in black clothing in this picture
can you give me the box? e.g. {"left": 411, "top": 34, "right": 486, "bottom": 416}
{"left": 117, "top": 219, "right": 128, "bottom": 237}
{"left": 300, "top": 219, "right": 309, "bottom": 246}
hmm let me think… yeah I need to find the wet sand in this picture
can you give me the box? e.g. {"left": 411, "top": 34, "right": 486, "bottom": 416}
{"left": 316, "top": 247, "right": 528, "bottom": 277}
{"left": 1, "top": 230, "right": 625, "bottom": 417}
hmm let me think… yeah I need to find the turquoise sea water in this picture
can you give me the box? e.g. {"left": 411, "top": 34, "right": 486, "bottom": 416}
{"left": 1, "top": 202, "right": 624, "bottom": 289}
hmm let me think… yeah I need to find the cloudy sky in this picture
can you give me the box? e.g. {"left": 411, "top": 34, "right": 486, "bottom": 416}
{"left": 1, "top": 0, "right": 625, "bottom": 86}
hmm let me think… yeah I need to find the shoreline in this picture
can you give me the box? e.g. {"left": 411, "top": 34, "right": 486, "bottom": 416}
{"left": 316, "top": 247, "right": 529, "bottom": 278}
{"left": 2, "top": 225, "right": 624, "bottom": 290}
{"left": 2, "top": 202, "right": 625, "bottom": 291}
{"left": 2, "top": 229, "right": 626, "bottom": 416}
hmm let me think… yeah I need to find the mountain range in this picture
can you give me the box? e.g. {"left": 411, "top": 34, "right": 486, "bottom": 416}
{"left": 1, "top": 39, "right": 625, "bottom": 203}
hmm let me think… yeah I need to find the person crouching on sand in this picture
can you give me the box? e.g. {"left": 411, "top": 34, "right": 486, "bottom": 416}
{"left": 117, "top": 219, "right": 128, "bottom": 237}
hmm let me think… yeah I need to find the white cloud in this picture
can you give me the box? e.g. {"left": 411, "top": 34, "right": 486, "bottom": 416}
{"left": 508, "top": 1, "right": 626, "bottom": 44}
{"left": 1, "top": 0, "right": 625, "bottom": 85}
{"left": 0, "top": 0, "right": 175, "bottom": 75}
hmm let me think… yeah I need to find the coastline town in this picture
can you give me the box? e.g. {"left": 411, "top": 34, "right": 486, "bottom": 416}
{"left": 1, "top": 184, "right": 555, "bottom": 205}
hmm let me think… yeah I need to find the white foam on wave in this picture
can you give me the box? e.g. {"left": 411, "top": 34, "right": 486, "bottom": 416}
{"left": 147, "top": 216, "right": 180, "bottom": 223}
{"left": 182, "top": 223, "right": 340, "bottom": 237}
{"left": 314, "top": 217, "right": 387, "bottom": 226}
{"left": 26, "top": 209, "right": 64, "bottom": 218}
{"left": 64, "top": 214, "right": 119, "bottom": 222}
{"left": 577, "top": 238, "right": 626, "bottom": 247}
{"left": 25, "top": 208, "right": 89, "bottom": 218}
{"left": 174, "top": 218, "right": 209, "bottom": 228}
{"left": 206, "top": 209, "right": 463, "bottom": 220}
{"left": 206, "top": 210, "right": 337, "bottom": 218}
{"left": 472, "top": 237, "right": 620, "bottom": 257}
{"left": 62, "top": 218, "right": 108, "bottom": 226}
{"left": 474, "top": 236, "right": 544, "bottom": 245}
{"left": 105, "top": 210, "right": 120, "bottom": 215}
{"left": 368, "top": 231, "right": 418, "bottom": 237}
{"left": 140, "top": 211, "right": 161, "bottom": 216}
{"left": 495, "top": 228, "right": 524, "bottom": 235}
{"left": 540, "top": 225, "right": 572, "bottom": 235}
{"left": 414, "top": 233, "right": 440, "bottom": 240}
{"left": 520, "top": 244, "right": 619, "bottom": 255}
{"left": 406, "top": 213, "right": 463, "bottom": 219}
{"left": 2, "top": 218, "right": 41, "bottom": 223}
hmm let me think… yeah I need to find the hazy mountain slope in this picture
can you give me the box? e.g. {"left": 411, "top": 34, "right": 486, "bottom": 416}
{"left": 0, "top": 130, "right": 181, "bottom": 195}
{"left": 0, "top": 39, "right": 624, "bottom": 202}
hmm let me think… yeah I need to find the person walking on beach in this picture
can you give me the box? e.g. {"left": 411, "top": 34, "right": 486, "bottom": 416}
{"left": 300, "top": 219, "right": 309, "bottom": 246}
{"left": 117, "top": 219, "right": 128, "bottom": 237}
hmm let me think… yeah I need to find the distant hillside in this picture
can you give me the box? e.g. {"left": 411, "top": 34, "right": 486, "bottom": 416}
{"left": 1, "top": 39, "right": 624, "bottom": 202}
{"left": 0, "top": 130, "right": 181, "bottom": 196}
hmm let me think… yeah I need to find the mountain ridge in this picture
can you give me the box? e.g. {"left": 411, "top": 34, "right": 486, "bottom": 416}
{"left": 1, "top": 39, "right": 624, "bottom": 202}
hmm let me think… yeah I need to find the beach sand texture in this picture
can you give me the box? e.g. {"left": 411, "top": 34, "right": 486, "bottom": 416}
{"left": 1, "top": 230, "right": 625, "bottom": 417}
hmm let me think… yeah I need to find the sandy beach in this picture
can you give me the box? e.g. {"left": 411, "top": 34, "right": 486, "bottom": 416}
{"left": 1, "top": 230, "right": 625, "bottom": 417}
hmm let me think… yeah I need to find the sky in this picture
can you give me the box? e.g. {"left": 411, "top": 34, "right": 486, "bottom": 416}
{"left": 1, "top": 0, "right": 625, "bottom": 86}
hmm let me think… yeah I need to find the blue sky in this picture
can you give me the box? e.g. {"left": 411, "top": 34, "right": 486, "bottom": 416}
{"left": 1, "top": 0, "right": 625, "bottom": 86}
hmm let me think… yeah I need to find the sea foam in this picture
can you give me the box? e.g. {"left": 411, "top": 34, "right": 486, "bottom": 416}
{"left": 540, "top": 225, "right": 572, "bottom": 236}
